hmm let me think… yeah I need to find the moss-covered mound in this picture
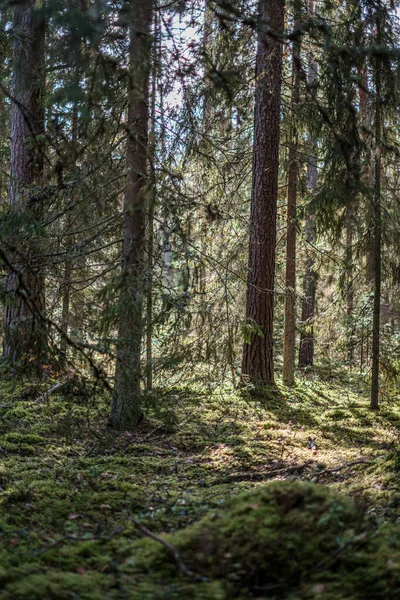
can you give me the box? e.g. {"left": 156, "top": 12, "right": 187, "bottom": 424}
{"left": 127, "top": 480, "right": 400, "bottom": 599}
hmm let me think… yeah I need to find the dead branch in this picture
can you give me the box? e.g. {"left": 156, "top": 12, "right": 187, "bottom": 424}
{"left": 312, "top": 458, "right": 373, "bottom": 478}
{"left": 210, "top": 460, "right": 314, "bottom": 485}
{"left": 130, "top": 518, "right": 196, "bottom": 579}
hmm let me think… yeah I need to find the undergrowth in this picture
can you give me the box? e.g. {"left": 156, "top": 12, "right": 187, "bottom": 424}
{"left": 0, "top": 372, "right": 399, "bottom": 598}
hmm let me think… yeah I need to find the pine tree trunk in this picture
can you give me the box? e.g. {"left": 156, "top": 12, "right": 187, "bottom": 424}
{"left": 241, "top": 0, "right": 284, "bottom": 386}
{"left": 110, "top": 1, "right": 154, "bottom": 428}
{"left": 202, "top": 0, "right": 214, "bottom": 133}
{"left": 346, "top": 206, "right": 354, "bottom": 366}
{"left": 0, "top": 10, "right": 8, "bottom": 202}
{"left": 299, "top": 0, "right": 317, "bottom": 369}
{"left": 3, "top": 0, "right": 47, "bottom": 373}
{"left": 283, "top": 3, "right": 301, "bottom": 387}
{"left": 298, "top": 211, "right": 316, "bottom": 368}
{"left": 370, "top": 7, "right": 382, "bottom": 410}
{"left": 145, "top": 12, "right": 159, "bottom": 393}
{"left": 359, "top": 63, "right": 375, "bottom": 286}
{"left": 60, "top": 103, "right": 78, "bottom": 362}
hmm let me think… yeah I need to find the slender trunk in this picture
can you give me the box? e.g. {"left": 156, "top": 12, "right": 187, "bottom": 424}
{"left": 370, "top": 7, "right": 381, "bottom": 410}
{"left": 346, "top": 206, "right": 354, "bottom": 365}
{"left": 4, "top": 0, "right": 47, "bottom": 373}
{"left": 298, "top": 211, "right": 316, "bottom": 368}
{"left": 241, "top": 0, "right": 284, "bottom": 386}
{"left": 60, "top": 103, "right": 78, "bottom": 360}
{"left": 359, "top": 63, "right": 375, "bottom": 286}
{"left": 145, "top": 12, "right": 159, "bottom": 392}
{"left": 360, "top": 322, "right": 364, "bottom": 371}
{"left": 299, "top": 4, "right": 317, "bottom": 369}
{"left": 202, "top": 0, "right": 214, "bottom": 132}
{"left": 111, "top": 1, "right": 154, "bottom": 428}
{"left": 0, "top": 10, "right": 8, "bottom": 203}
{"left": 283, "top": 2, "right": 301, "bottom": 386}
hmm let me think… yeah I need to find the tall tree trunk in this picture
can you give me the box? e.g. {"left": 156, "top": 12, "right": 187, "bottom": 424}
{"left": 298, "top": 0, "right": 317, "bottom": 369}
{"left": 345, "top": 206, "right": 354, "bottom": 366}
{"left": 370, "top": 6, "right": 382, "bottom": 410}
{"left": 110, "top": 1, "right": 154, "bottom": 428}
{"left": 298, "top": 210, "right": 316, "bottom": 368}
{"left": 202, "top": 0, "right": 214, "bottom": 133}
{"left": 3, "top": 0, "right": 47, "bottom": 373}
{"left": 0, "top": 9, "right": 9, "bottom": 203}
{"left": 359, "top": 63, "right": 375, "bottom": 286}
{"left": 283, "top": 1, "right": 301, "bottom": 386}
{"left": 241, "top": 0, "right": 284, "bottom": 386}
{"left": 145, "top": 11, "right": 160, "bottom": 393}
{"left": 60, "top": 103, "right": 78, "bottom": 361}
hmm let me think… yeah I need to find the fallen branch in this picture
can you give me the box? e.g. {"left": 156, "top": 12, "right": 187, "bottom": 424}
{"left": 210, "top": 460, "right": 314, "bottom": 485}
{"left": 35, "top": 382, "right": 65, "bottom": 403}
{"left": 34, "top": 528, "right": 123, "bottom": 556}
{"left": 313, "top": 458, "right": 372, "bottom": 478}
{"left": 130, "top": 518, "right": 196, "bottom": 579}
{"left": 142, "top": 423, "right": 165, "bottom": 441}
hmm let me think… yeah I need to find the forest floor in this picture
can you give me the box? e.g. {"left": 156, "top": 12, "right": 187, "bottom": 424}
{"left": 1, "top": 371, "right": 400, "bottom": 599}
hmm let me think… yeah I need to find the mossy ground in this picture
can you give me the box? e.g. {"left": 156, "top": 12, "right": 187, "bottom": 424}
{"left": 0, "top": 372, "right": 400, "bottom": 598}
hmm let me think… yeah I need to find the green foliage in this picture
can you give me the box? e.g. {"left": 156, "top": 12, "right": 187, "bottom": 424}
{"left": 0, "top": 376, "right": 399, "bottom": 597}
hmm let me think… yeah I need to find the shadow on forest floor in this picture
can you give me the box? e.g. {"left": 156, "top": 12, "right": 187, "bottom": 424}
{"left": 0, "top": 372, "right": 400, "bottom": 598}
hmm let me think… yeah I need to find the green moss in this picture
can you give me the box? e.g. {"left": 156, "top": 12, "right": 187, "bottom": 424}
{"left": 126, "top": 480, "right": 400, "bottom": 599}
{"left": 1, "top": 375, "right": 400, "bottom": 598}
{"left": 0, "top": 571, "right": 114, "bottom": 600}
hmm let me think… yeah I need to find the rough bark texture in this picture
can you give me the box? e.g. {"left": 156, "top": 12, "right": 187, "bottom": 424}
{"left": 110, "top": 1, "right": 153, "bottom": 428}
{"left": 241, "top": 0, "right": 284, "bottom": 386}
{"left": 283, "top": 4, "right": 301, "bottom": 387}
{"left": 370, "top": 11, "right": 382, "bottom": 410}
{"left": 3, "top": 0, "right": 47, "bottom": 372}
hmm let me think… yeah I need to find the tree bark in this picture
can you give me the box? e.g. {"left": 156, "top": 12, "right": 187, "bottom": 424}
{"left": 370, "top": 6, "right": 382, "bottom": 410}
{"left": 241, "top": 0, "right": 284, "bottom": 386}
{"left": 298, "top": 210, "right": 316, "bottom": 368}
{"left": 299, "top": 0, "right": 317, "bottom": 369}
{"left": 145, "top": 11, "right": 160, "bottom": 393}
{"left": 60, "top": 102, "right": 78, "bottom": 362}
{"left": 3, "top": 0, "right": 47, "bottom": 373}
{"left": 110, "top": 1, "right": 154, "bottom": 428}
{"left": 283, "top": 1, "right": 301, "bottom": 386}
{"left": 345, "top": 205, "right": 354, "bottom": 366}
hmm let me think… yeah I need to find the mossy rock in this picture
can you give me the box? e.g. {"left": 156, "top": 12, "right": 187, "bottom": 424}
{"left": 126, "top": 480, "right": 400, "bottom": 599}
{"left": 0, "top": 570, "right": 113, "bottom": 600}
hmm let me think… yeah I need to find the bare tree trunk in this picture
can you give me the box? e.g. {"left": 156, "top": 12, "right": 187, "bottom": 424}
{"left": 4, "top": 0, "right": 47, "bottom": 373}
{"left": 110, "top": 1, "right": 154, "bottom": 428}
{"left": 359, "top": 63, "right": 375, "bottom": 286}
{"left": 370, "top": 6, "right": 382, "bottom": 410}
{"left": 0, "top": 10, "right": 9, "bottom": 204}
{"left": 346, "top": 206, "right": 354, "bottom": 366}
{"left": 60, "top": 103, "right": 78, "bottom": 361}
{"left": 283, "top": 1, "right": 301, "bottom": 386}
{"left": 241, "top": 0, "right": 284, "bottom": 386}
{"left": 202, "top": 0, "right": 214, "bottom": 133}
{"left": 145, "top": 11, "right": 160, "bottom": 393}
{"left": 298, "top": 211, "right": 316, "bottom": 368}
{"left": 298, "top": 0, "right": 317, "bottom": 369}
